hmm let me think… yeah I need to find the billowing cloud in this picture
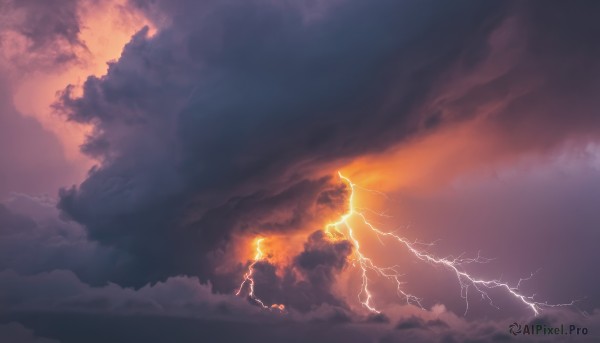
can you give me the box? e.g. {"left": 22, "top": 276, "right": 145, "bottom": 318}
{"left": 0, "top": 195, "right": 114, "bottom": 285}
{"left": 56, "top": 0, "right": 508, "bottom": 289}
{"left": 2, "top": 266, "right": 598, "bottom": 343}
{"left": 2, "top": 0, "right": 600, "bottom": 342}
{"left": 0, "top": 0, "right": 95, "bottom": 198}
{"left": 0, "top": 0, "right": 83, "bottom": 69}
{"left": 49, "top": 0, "right": 600, "bottom": 322}
{"left": 248, "top": 230, "right": 353, "bottom": 312}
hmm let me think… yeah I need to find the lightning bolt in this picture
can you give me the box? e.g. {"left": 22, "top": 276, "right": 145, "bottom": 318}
{"left": 235, "top": 172, "right": 573, "bottom": 316}
{"left": 236, "top": 238, "right": 285, "bottom": 311}
{"left": 236, "top": 238, "right": 269, "bottom": 309}
{"left": 329, "top": 172, "right": 574, "bottom": 315}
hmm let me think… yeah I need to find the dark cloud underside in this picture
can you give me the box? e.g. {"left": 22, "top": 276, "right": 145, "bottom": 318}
{"left": 57, "top": 0, "right": 508, "bottom": 288}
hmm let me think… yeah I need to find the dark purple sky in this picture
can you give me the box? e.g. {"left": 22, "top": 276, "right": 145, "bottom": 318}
{"left": 1, "top": 0, "right": 600, "bottom": 342}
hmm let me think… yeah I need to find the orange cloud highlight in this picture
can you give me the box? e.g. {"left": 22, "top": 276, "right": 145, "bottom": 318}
{"left": 11, "top": 0, "right": 154, "bottom": 182}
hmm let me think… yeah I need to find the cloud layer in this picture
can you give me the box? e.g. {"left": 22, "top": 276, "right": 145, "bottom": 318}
{"left": 56, "top": 0, "right": 508, "bottom": 289}
{"left": 3, "top": 0, "right": 600, "bottom": 342}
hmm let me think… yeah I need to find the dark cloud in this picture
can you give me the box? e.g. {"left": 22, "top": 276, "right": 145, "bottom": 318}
{"left": 0, "top": 0, "right": 86, "bottom": 69}
{"left": 1, "top": 266, "right": 598, "bottom": 342}
{"left": 56, "top": 0, "right": 507, "bottom": 290}
{"left": 422, "top": 0, "right": 600, "bottom": 156}
{"left": 295, "top": 231, "right": 351, "bottom": 281}
{"left": 2, "top": 0, "right": 599, "bottom": 342}
{"left": 0, "top": 269, "right": 265, "bottom": 319}
{"left": 0, "top": 322, "right": 59, "bottom": 343}
{"left": 248, "top": 230, "right": 353, "bottom": 312}
{"left": 0, "top": 196, "right": 114, "bottom": 285}
{"left": 394, "top": 316, "right": 448, "bottom": 332}
{"left": 396, "top": 316, "right": 427, "bottom": 330}
{"left": 367, "top": 313, "right": 391, "bottom": 324}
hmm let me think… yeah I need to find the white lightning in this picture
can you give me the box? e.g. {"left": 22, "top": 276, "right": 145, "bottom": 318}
{"left": 327, "top": 172, "right": 574, "bottom": 315}
{"left": 235, "top": 172, "right": 573, "bottom": 316}
{"left": 236, "top": 238, "right": 269, "bottom": 309}
{"left": 236, "top": 238, "right": 286, "bottom": 311}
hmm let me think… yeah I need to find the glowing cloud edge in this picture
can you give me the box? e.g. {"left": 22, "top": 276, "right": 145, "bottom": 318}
{"left": 235, "top": 172, "right": 575, "bottom": 316}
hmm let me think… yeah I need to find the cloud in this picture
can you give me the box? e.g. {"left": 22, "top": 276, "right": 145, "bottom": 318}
{"left": 3, "top": 0, "right": 600, "bottom": 342}
{"left": 248, "top": 230, "right": 353, "bottom": 312}
{"left": 0, "top": 0, "right": 95, "bottom": 198}
{"left": 362, "top": 149, "right": 600, "bottom": 317}
{"left": 0, "top": 269, "right": 265, "bottom": 319}
{"left": 1, "top": 254, "right": 598, "bottom": 343}
{"left": 2, "top": 267, "right": 597, "bottom": 343}
{"left": 0, "top": 195, "right": 114, "bottom": 285}
{"left": 0, "top": 322, "right": 60, "bottom": 343}
{"left": 56, "top": 0, "right": 507, "bottom": 290}
{"left": 0, "top": 0, "right": 85, "bottom": 70}
{"left": 422, "top": 1, "right": 600, "bottom": 155}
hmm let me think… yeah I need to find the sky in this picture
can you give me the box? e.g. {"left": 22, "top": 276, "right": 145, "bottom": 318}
{"left": 1, "top": 0, "right": 600, "bottom": 342}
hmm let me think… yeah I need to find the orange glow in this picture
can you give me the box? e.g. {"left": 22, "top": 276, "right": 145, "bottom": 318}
{"left": 330, "top": 171, "right": 573, "bottom": 315}
{"left": 236, "top": 238, "right": 268, "bottom": 308}
{"left": 236, "top": 237, "right": 286, "bottom": 311}
{"left": 236, "top": 169, "right": 571, "bottom": 315}
{"left": 11, "top": 0, "right": 154, "bottom": 181}
{"left": 271, "top": 304, "right": 285, "bottom": 311}
{"left": 339, "top": 120, "right": 515, "bottom": 194}
{"left": 323, "top": 172, "right": 420, "bottom": 313}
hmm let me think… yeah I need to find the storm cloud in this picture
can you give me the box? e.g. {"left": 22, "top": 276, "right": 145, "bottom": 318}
{"left": 2, "top": 0, "right": 600, "bottom": 342}
{"left": 0, "top": 0, "right": 85, "bottom": 69}
{"left": 57, "top": 0, "right": 508, "bottom": 289}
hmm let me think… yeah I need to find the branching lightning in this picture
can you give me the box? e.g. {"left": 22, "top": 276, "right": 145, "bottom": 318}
{"left": 236, "top": 238, "right": 285, "bottom": 311}
{"left": 236, "top": 171, "right": 573, "bottom": 316}
{"left": 236, "top": 238, "right": 269, "bottom": 309}
{"left": 328, "top": 172, "right": 574, "bottom": 315}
